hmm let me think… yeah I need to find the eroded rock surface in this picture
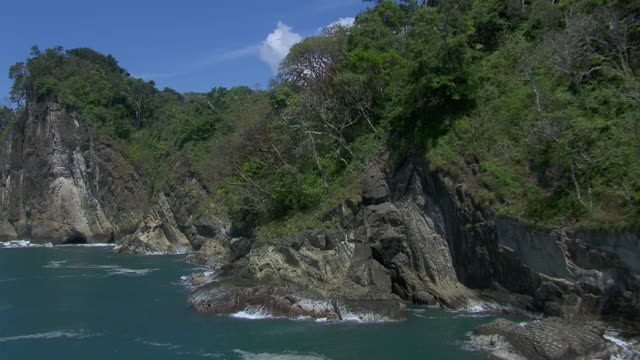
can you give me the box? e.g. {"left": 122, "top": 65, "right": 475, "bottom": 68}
{"left": 0, "top": 103, "right": 231, "bottom": 254}
{"left": 189, "top": 156, "right": 640, "bottom": 323}
{"left": 472, "top": 318, "right": 611, "bottom": 360}
{"left": 188, "top": 284, "right": 407, "bottom": 321}
{"left": 0, "top": 103, "right": 146, "bottom": 243}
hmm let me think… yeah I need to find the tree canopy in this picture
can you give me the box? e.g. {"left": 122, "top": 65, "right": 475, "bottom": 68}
{"left": 7, "top": 0, "right": 640, "bottom": 236}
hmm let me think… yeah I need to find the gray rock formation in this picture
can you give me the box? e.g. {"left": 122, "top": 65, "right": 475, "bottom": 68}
{"left": 189, "top": 157, "right": 482, "bottom": 318}
{"left": 117, "top": 162, "right": 231, "bottom": 254}
{"left": 0, "top": 102, "right": 147, "bottom": 243}
{"left": 471, "top": 318, "right": 611, "bottom": 359}
{"left": 2, "top": 100, "right": 638, "bottom": 328}
{"left": 0, "top": 102, "right": 231, "bottom": 254}
{"left": 116, "top": 193, "right": 192, "bottom": 254}
{"left": 188, "top": 284, "right": 407, "bottom": 321}
{"left": 189, "top": 155, "right": 640, "bottom": 324}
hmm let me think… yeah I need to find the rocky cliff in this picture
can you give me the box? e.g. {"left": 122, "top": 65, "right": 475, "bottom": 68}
{"left": 0, "top": 102, "right": 147, "bottom": 243}
{"left": 0, "top": 102, "right": 229, "bottom": 253}
{"left": 189, "top": 155, "right": 640, "bottom": 324}
{"left": 1, "top": 101, "right": 637, "bottom": 325}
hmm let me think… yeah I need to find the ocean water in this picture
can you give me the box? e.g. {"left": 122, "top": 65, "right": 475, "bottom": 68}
{"left": 0, "top": 247, "right": 505, "bottom": 359}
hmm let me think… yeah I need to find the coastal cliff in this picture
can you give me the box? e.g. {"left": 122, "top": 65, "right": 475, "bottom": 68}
{"left": 0, "top": 102, "right": 146, "bottom": 243}
{"left": 0, "top": 101, "right": 636, "bottom": 325}
{"left": 0, "top": 98, "right": 637, "bottom": 327}
{"left": 0, "top": 102, "right": 229, "bottom": 254}
{"left": 188, "top": 156, "right": 640, "bottom": 325}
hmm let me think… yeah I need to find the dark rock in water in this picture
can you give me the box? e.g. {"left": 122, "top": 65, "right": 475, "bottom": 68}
{"left": 183, "top": 271, "right": 219, "bottom": 288}
{"left": 472, "top": 317, "right": 609, "bottom": 360}
{"left": 188, "top": 283, "right": 407, "bottom": 322}
{"left": 413, "top": 291, "right": 439, "bottom": 306}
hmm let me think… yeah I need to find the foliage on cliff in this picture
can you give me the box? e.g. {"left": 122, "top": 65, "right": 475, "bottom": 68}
{"left": 7, "top": 0, "right": 640, "bottom": 233}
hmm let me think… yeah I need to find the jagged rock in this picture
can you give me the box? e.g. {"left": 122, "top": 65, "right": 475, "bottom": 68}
{"left": 158, "top": 171, "right": 230, "bottom": 251}
{"left": 195, "top": 156, "right": 640, "bottom": 323}
{"left": 188, "top": 239, "right": 232, "bottom": 268}
{"left": 0, "top": 219, "right": 17, "bottom": 241}
{"left": 183, "top": 270, "right": 219, "bottom": 288}
{"left": 496, "top": 218, "right": 574, "bottom": 280}
{"left": 473, "top": 318, "right": 609, "bottom": 360}
{"left": 0, "top": 103, "right": 147, "bottom": 244}
{"left": 117, "top": 193, "right": 192, "bottom": 254}
{"left": 188, "top": 284, "right": 407, "bottom": 321}
{"left": 362, "top": 167, "right": 389, "bottom": 205}
{"left": 195, "top": 160, "right": 480, "bottom": 317}
{"left": 0, "top": 103, "right": 231, "bottom": 253}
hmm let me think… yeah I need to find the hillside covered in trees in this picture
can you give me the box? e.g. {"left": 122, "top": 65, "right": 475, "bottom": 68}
{"left": 4, "top": 0, "right": 639, "bottom": 239}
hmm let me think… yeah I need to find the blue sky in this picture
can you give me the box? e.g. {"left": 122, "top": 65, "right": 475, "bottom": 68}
{"left": 0, "top": 0, "right": 369, "bottom": 105}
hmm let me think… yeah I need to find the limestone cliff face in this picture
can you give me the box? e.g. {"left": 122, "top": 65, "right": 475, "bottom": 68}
{"left": 0, "top": 102, "right": 230, "bottom": 253}
{"left": 0, "top": 103, "right": 148, "bottom": 243}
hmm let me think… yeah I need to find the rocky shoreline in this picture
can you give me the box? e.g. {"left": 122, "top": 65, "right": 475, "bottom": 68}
{"left": 468, "top": 317, "right": 640, "bottom": 359}
{"left": 2, "top": 103, "right": 639, "bottom": 357}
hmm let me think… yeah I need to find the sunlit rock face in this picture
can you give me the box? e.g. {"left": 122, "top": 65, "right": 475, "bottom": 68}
{"left": 0, "top": 102, "right": 147, "bottom": 243}
{"left": 0, "top": 102, "right": 231, "bottom": 253}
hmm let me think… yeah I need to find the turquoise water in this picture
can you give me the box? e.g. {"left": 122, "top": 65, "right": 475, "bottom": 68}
{"left": 0, "top": 247, "right": 500, "bottom": 359}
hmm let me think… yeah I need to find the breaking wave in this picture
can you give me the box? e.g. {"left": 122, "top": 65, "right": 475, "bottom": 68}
{"left": 233, "top": 349, "right": 330, "bottom": 360}
{"left": 0, "top": 241, "right": 114, "bottom": 249}
{"left": 230, "top": 307, "right": 275, "bottom": 320}
{"left": 58, "top": 243, "right": 115, "bottom": 248}
{"left": 0, "top": 240, "right": 43, "bottom": 248}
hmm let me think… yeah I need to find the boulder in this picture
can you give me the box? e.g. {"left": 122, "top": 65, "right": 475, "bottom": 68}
{"left": 188, "top": 284, "right": 407, "bottom": 321}
{"left": 473, "top": 318, "right": 609, "bottom": 360}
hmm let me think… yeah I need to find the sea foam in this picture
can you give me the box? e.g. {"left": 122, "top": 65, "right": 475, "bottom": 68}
{"left": 230, "top": 307, "right": 275, "bottom": 320}
{"left": 0, "top": 329, "right": 99, "bottom": 342}
{"left": 43, "top": 261, "right": 158, "bottom": 277}
{"left": 0, "top": 240, "right": 42, "bottom": 248}
{"left": 233, "top": 349, "right": 330, "bottom": 360}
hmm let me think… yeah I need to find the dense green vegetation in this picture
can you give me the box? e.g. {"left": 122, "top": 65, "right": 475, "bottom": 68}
{"left": 6, "top": 0, "right": 640, "bottom": 236}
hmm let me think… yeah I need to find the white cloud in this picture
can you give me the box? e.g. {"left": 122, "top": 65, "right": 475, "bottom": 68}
{"left": 327, "top": 17, "right": 355, "bottom": 28}
{"left": 317, "top": 17, "right": 356, "bottom": 33}
{"left": 259, "top": 21, "right": 303, "bottom": 74}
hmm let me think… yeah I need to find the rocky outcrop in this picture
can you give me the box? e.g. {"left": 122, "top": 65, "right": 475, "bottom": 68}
{"left": 470, "top": 318, "right": 613, "bottom": 359}
{"left": 0, "top": 102, "right": 147, "bottom": 243}
{"left": 0, "top": 102, "right": 231, "bottom": 254}
{"left": 116, "top": 192, "right": 192, "bottom": 254}
{"left": 189, "top": 156, "right": 483, "bottom": 318}
{"left": 117, "top": 161, "right": 230, "bottom": 254}
{"left": 220, "top": 161, "right": 480, "bottom": 308}
{"left": 188, "top": 283, "right": 407, "bottom": 321}
{"left": 188, "top": 155, "right": 640, "bottom": 324}
{"left": 2, "top": 99, "right": 637, "bottom": 328}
